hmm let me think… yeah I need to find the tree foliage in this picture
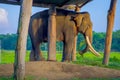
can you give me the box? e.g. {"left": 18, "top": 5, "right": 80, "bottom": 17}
{"left": 0, "top": 30, "right": 120, "bottom": 52}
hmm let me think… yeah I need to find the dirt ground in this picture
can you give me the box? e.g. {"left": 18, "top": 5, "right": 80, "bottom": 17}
{"left": 0, "top": 61, "right": 120, "bottom": 80}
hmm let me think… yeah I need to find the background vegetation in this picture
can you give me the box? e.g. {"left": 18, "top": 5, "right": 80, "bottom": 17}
{"left": 0, "top": 30, "right": 120, "bottom": 52}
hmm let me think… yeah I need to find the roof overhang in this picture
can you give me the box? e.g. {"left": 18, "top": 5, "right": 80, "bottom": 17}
{"left": 0, "top": 0, "right": 92, "bottom": 8}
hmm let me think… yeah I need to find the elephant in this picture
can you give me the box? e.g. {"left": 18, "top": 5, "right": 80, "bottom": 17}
{"left": 29, "top": 8, "right": 100, "bottom": 62}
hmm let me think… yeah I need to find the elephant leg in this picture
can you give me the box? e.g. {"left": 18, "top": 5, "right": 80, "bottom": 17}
{"left": 32, "top": 44, "right": 40, "bottom": 61}
{"left": 29, "top": 36, "right": 38, "bottom": 61}
{"left": 62, "top": 41, "right": 65, "bottom": 62}
{"left": 34, "top": 44, "right": 45, "bottom": 61}
{"left": 30, "top": 49, "right": 35, "bottom": 61}
{"left": 71, "top": 36, "right": 77, "bottom": 61}
{"left": 39, "top": 44, "right": 45, "bottom": 61}
{"left": 30, "top": 47, "right": 40, "bottom": 61}
{"left": 29, "top": 39, "right": 40, "bottom": 61}
{"left": 62, "top": 41, "right": 73, "bottom": 62}
{"left": 30, "top": 41, "right": 44, "bottom": 61}
{"left": 30, "top": 48, "right": 43, "bottom": 61}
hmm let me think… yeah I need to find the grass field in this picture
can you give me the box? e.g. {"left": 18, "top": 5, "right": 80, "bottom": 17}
{"left": 0, "top": 50, "right": 120, "bottom": 70}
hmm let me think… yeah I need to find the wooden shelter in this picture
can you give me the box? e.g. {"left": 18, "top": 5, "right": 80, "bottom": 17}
{"left": 0, "top": 0, "right": 117, "bottom": 79}
{"left": 0, "top": 0, "right": 92, "bottom": 79}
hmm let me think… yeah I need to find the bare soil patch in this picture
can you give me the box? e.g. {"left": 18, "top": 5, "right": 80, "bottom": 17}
{"left": 0, "top": 61, "right": 120, "bottom": 80}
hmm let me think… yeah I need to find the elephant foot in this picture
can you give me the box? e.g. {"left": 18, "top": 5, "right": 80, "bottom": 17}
{"left": 40, "top": 57, "right": 45, "bottom": 61}
{"left": 47, "top": 59, "right": 57, "bottom": 62}
{"left": 29, "top": 58, "right": 39, "bottom": 61}
{"left": 30, "top": 56, "right": 36, "bottom": 61}
{"left": 30, "top": 59, "right": 35, "bottom": 61}
{"left": 62, "top": 60, "right": 71, "bottom": 63}
{"left": 30, "top": 56, "right": 45, "bottom": 61}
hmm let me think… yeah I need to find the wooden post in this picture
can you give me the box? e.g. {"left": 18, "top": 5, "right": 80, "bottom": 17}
{"left": 48, "top": 6, "right": 56, "bottom": 61}
{"left": 72, "top": 5, "right": 80, "bottom": 61}
{"left": 14, "top": 0, "right": 33, "bottom": 79}
{"left": 103, "top": 0, "right": 117, "bottom": 65}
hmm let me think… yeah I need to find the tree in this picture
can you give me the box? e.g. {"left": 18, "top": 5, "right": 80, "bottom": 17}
{"left": 112, "top": 30, "right": 120, "bottom": 51}
{"left": 93, "top": 32, "right": 105, "bottom": 51}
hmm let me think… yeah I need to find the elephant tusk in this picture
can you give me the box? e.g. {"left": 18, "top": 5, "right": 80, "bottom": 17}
{"left": 86, "top": 36, "right": 101, "bottom": 57}
{"left": 89, "top": 48, "right": 100, "bottom": 57}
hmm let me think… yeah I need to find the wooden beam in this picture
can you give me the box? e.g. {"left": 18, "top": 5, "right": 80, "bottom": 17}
{"left": 48, "top": 6, "right": 56, "bottom": 61}
{"left": 78, "top": 0, "right": 92, "bottom": 8}
{"left": 103, "top": 0, "right": 117, "bottom": 65}
{"left": 0, "top": 0, "right": 52, "bottom": 8}
{"left": 14, "top": 0, "right": 33, "bottom": 79}
{"left": 0, "top": 0, "right": 20, "bottom": 5}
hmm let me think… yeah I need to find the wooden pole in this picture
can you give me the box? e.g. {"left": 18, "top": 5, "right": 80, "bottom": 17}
{"left": 48, "top": 6, "right": 56, "bottom": 61}
{"left": 72, "top": 5, "right": 80, "bottom": 61}
{"left": 103, "top": 0, "right": 117, "bottom": 65}
{"left": 14, "top": 0, "right": 33, "bottom": 79}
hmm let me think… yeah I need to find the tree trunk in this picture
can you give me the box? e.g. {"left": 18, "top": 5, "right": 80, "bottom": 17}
{"left": 14, "top": 0, "right": 33, "bottom": 79}
{"left": 103, "top": 0, "right": 117, "bottom": 65}
{"left": 48, "top": 6, "right": 56, "bottom": 61}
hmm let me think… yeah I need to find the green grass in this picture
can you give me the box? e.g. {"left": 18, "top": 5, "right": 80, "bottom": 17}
{"left": 0, "top": 50, "right": 30, "bottom": 64}
{"left": 0, "top": 76, "right": 14, "bottom": 80}
{"left": 0, "top": 50, "right": 120, "bottom": 70}
{"left": 73, "top": 52, "right": 120, "bottom": 70}
{"left": 0, "top": 76, "right": 120, "bottom": 80}
{"left": 0, "top": 76, "right": 48, "bottom": 80}
{"left": 71, "top": 78, "right": 120, "bottom": 80}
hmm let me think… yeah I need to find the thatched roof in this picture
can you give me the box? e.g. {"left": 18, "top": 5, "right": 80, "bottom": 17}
{"left": 0, "top": 0, "right": 92, "bottom": 8}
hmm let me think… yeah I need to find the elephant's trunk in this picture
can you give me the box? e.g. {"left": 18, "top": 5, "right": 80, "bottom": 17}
{"left": 86, "top": 36, "right": 101, "bottom": 56}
